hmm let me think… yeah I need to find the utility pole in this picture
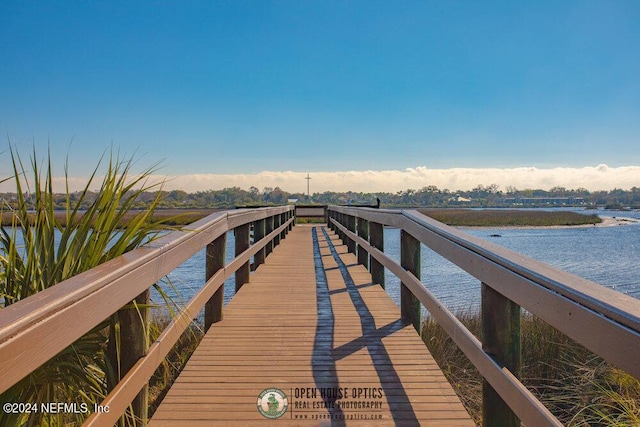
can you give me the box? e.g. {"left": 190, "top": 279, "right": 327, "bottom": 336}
{"left": 305, "top": 173, "right": 311, "bottom": 202}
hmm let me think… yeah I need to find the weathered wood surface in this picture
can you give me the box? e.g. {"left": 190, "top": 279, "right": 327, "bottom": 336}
{"left": 150, "top": 225, "right": 472, "bottom": 426}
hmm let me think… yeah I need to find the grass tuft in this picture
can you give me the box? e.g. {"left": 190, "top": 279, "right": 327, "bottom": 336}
{"left": 422, "top": 311, "right": 640, "bottom": 426}
{"left": 0, "top": 146, "right": 184, "bottom": 426}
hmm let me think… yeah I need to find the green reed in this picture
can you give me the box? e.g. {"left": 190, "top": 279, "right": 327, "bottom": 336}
{"left": 419, "top": 209, "right": 602, "bottom": 227}
{"left": 422, "top": 311, "right": 640, "bottom": 426}
{"left": 0, "top": 146, "right": 180, "bottom": 426}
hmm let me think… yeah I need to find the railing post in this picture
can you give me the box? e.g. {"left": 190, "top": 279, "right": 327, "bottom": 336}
{"left": 342, "top": 213, "right": 350, "bottom": 249}
{"left": 400, "top": 230, "right": 421, "bottom": 333}
{"left": 107, "top": 290, "right": 149, "bottom": 426}
{"left": 235, "top": 223, "right": 250, "bottom": 292}
{"left": 253, "top": 219, "right": 266, "bottom": 269}
{"left": 288, "top": 209, "right": 294, "bottom": 230}
{"left": 265, "top": 214, "right": 274, "bottom": 256}
{"left": 346, "top": 214, "right": 356, "bottom": 254}
{"left": 369, "top": 221, "right": 385, "bottom": 288}
{"left": 280, "top": 212, "right": 287, "bottom": 239}
{"left": 205, "top": 233, "right": 226, "bottom": 330}
{"left": 481, "top": 282, "right": 521, "bottom": 427}
{"left": 357, "top": 217, "right": 369, "bottom": 269}
{"left": 273, "top": 213, "right": 281, "bottom": 246}
{"left": 332, "top": 212, "right": 337, "bottom": 233}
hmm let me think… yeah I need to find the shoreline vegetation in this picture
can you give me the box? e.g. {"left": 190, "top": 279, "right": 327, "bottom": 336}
{"left": 417, "top": 208, "right": 603, "bottom": 227}
{"left": 422, "top": 311, "right": 640, "bottom": 425}
{"left": 4, "top": 183, "right": 639, "bottom": 210}
{"left": 1, "top": 207, "right": 621, "bottom": 228}
{"left": 0, "top": 208, "right": 223, "bottom": 227}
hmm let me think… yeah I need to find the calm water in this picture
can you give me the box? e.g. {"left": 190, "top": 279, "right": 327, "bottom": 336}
{"left": 383, "top": 210, "right": 640, "bottom": 313}
{"left": 158, "top": 209, "right": 640, "bottom": 317}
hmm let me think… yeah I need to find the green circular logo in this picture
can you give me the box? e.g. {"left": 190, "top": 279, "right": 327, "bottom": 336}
{"left": 257, "top": 388, "right": 288, "bottom": 419}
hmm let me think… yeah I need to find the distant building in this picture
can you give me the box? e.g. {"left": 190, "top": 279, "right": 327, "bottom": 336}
{"left": 499, "top": 197, "right": 585, "bottom": 206}
{"left": 448, "top": 195, "right": 471, "bottom": 203}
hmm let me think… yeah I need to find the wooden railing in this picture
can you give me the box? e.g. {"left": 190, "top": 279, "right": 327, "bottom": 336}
{"left": 294, "top": 204, "right": 328, "bottom": 222}
{"left": 0, "top": 206, "right": 295, "bottom": 426}
{"left": 328, "top": 206, "right": 640, "bottom": 427}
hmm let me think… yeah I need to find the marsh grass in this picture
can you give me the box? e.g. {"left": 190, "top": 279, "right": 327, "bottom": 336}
{"left": 422, "top": 311, "right": 640, "bottom": 426}
{"left": 419, "top": 209, "right": 602, "bottom": 227}
{"left": 146, "top": 313, "right": 203, "bottom": 417}
{"left": 296, "top": 217, "right": 326, "bottom": 224}
{"left": 0, "top": 208, "right": 219, "bottom": 228}
{"left": 0, "top": 147, "right": 182, "bottom": 426}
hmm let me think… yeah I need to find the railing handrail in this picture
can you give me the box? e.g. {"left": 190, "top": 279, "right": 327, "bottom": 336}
{"left": 327, "top": 205, "right": 640, "bottom": 426}
{"left": 329, "top": 205, "right": 640, "bottom": 334}
{"left": 0, "top": 205, "right": 295, "bottom": 424}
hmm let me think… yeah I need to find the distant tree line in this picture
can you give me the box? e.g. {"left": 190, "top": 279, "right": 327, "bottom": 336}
{"left": 2, "top": 184, "right": 639, "bottom": 210}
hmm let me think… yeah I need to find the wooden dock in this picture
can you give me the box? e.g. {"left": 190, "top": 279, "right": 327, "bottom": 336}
{"left": 150, "top": 225, "right": 473, "bottom": 426}
{"left": 3, "top": 205, "right": 637, "bottom": 426}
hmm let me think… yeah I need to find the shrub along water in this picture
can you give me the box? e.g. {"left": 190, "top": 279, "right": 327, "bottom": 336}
{"left": 422, "top": 311, "right": 640, "bottom": 425}
{"left": 419, "top": 208, "right": 602, "bottom": 227}
{"left": 0, "top": 147, "right": 184, "bottom": 426}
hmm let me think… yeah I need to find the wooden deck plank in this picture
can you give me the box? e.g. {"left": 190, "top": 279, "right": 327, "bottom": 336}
{"left": 150, "top": 224, "right": 473, "bottom": 426}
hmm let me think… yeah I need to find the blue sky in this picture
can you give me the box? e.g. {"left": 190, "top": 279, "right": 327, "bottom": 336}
{"left": 1, "top": 1, "right": 639, "bottom": 192}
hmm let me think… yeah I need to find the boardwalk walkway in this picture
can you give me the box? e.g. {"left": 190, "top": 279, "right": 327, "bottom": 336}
{"left": 150, "top": 224, "right": 473, "bottom": 426}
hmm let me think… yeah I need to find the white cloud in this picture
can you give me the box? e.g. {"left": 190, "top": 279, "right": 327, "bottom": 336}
{"left": 2, "top": 165, "right": 638, "bottom": 194}
{"left": 158, "top": 164, "right": 640, "bottom": 193}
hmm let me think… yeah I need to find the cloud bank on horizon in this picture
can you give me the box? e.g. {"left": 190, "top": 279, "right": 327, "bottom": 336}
{"left": 2, "top": 164, "right": 638, "bottom": 194}
{"left": 154, "top": 164, "right": 639, "bottom": 194}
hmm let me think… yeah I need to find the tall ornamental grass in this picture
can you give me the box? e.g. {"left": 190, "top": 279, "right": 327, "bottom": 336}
{"left": 0, "top": 147, "right": 175, "bottom": 426}
{"left": 422, "top": 311, "right": 640, "bottom": 426}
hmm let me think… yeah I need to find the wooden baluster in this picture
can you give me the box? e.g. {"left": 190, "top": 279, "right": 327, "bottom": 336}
{"left": 280, "top": 213, "right": 287, "bottom": 239}
{"left": 482, "top": 283, "right": 521, "bottom": 427}
{"left": 369, "top": 221, "right": 385, "bottom": 288}
{"left": 204, "top": 233, "right": 226, "bottom": 330}
{"left": 341, "top": 213, "right": 349, "bottom": 249}
{"left": 107, "top": 290, "right": 149, "bottom": 426}
{"left": 265, "top": 215, "right": 274, "bottom": 256}
{"left": 273, "top": 213, "right": 281, "bottom": 247}
{"left": 346, "top": 215, "right": 356, "bottom": 254}
{"left": 235, "top": 223, "right": 250, "bottom": 292}
{"left": 400, "top": 230, "right": 421, "bottom": 332}
{"left": 357, "top": 217, "right": 369, "bottom": 269}
{"left": 253, "top": 219, "right": 266, "bottom": 269}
